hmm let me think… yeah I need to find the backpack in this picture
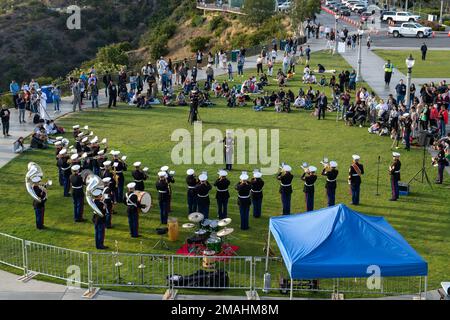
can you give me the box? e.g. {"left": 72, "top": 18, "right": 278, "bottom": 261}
{"left": 33, "top": 114, "right": 40, "bottom": 124}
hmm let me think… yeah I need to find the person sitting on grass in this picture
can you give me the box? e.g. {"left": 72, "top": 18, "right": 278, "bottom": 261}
{"left": 176, "top": 92, "right": 187, "bottom": 106}
{"left": 277, "top": 69, "right": 286, "bottom": 87}
{"left": 275, "top": 97, "right": 282, "bottom": 113}
{"left": 227, "top": 93, "right": 237, "bottom": 108}
{"left": 253, "top": 97, "right": 264, "bottom": 111}
{"left": 259, "top": 74, "right": 269, "bottom": 87}
{"left": 222, "top": 81, "right": 230, "bottom": 96}
{"left": 344, "top": 103, "right": 356, "bottom": 126}
{"left": 294, "top": 95, "right": 306, "bottom": 108}
{"left": 236, "top": 93, "right": 246, "bottom": 107}
{"left": 368, "top": 122, "right": 382, "bottom": 134}
{"left": 317, "top": 63, "right": 326, "bottom": 73}
{"left": 352, "top": 103, "right": 367, "bottom": 127}
{"left": 212, "top": 80, "right": 222, "bottom": 97}
{"left": 13, "top": 137, "right": 26, "bottom": 153}
{"left": 283, "top": 97, "right": 291, "bottom": 113}
{"left": 319, "top": 75, "right": 327, "bottom": 87}
{"left": 329, "top": 75, "right": 336, "bottom": 87}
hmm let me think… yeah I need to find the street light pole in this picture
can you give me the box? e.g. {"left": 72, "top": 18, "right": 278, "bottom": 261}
{"left": 334, "top": 15, "right": 339, "bottom": 55}
{"left": 439, "top": 0, "right": 444, "bottom": 24}
{"left": 356, "top": 28, "right": 364, "bottom": 82}
{"left": 405, "top": 54, "right": 415, "bottom": 109}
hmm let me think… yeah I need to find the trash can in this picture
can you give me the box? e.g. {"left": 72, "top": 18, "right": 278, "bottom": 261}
{"left": 41, "top": 85, "right": 54, "bottom": 104}
{"left": 279, "top": 40, "right": 287, "bottom": 51}
{"left": 231, "top": 50, "right": 240, "bottom": 62}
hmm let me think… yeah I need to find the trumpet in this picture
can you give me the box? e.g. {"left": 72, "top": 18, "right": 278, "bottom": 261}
{"left": 321, "top": 158, "right": 331, "bottom": 172}
{"left": 301, "top": 162, "right": 309, "bottom": 172}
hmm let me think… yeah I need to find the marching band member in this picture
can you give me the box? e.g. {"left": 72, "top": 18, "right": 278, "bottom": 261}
{"left": 125, "top": 182, "right": 143, "bottom": 237}
{"left": 321, "top": 161, "right": 339, "bottom": 206}
{"left": 348, "top": 155, "right": 364, "bottom": 205}
{"left": 250, "top": 171, "right": 264, "bottom": 218}
{"left": 72, "top": 124, "right": 80, "bottom": 139}
{"left": 186, "top": 169, "right": 198, "bottom": 214}
{"left": 235, "top": 172, "right": 252, "bottom": 230}
{"left": 31, "top": 175, "right": 47, "bottom": 230}
{"left": 160, "top": 166, "right": 175, "bottom": 211}
{"left": 301, "top": 166, "right": 317, "bottom": 212}
{"left": 58, "top": 149, "right": 72, "bottom": 197}
{"left": 196, "top": 173, "right": 212, "bottom": 219}
{"left": 94, "top": 150, "right": 106, "bottom": 176}
{"left": 214, "top": 170, "right": 230, "bottom": 219}
{"left": 389, "top": 152, "right": 401, "bottom": 201}
{"left": 156, "top": 171, "right": 170, "bottom": 225}
{"left": 54, "top": 141, "right": 64, "bottom": 186}
{"left": 132, "top": 162, "right": 148, "bottom": 191}
{"left": 92, "top": 188, "right": 108, "bottom": 249}
{"left": 112, "top": 151, "right": 127, "bottom": 203}
{"left": 89, "top": 136, "right": 100, "bottom": 173}
{"left": 277, "top": 164, "right": 293, "bottom": 215}
{"left": 101, "top": 160, "right": 117, "bottom": 205}
{"left": 75, "top": 132, "right": 84, "bottom": 153}
{"left": 70, "top": 164, "right": 86, "bottom": 222}
{"left": 102, "top": 177, "right": 114, "bottom": 228}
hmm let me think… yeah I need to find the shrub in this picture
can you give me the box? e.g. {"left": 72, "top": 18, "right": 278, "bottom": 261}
{"left": 188, "top": 36, "right": 211, "bottom": 53}
{"left": 418, "top": 19, "right": 445, "bottom": 31}
{"left": 191, "top": 15, "right": 205, "bottom": 27}
{"left": 96, "top": 43, "right": 129, "bottom": 66}
{"left": 150, "top": 35, "right": 169, "bottom": 60}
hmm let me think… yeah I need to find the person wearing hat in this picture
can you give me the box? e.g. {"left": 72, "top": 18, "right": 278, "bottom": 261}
{"left": 102, "top": 177, "right": 114, "bottom": 228}
{"left": 389, "top": 152, "right": 402, "bottom": 201}
{"left": 235, "top": 172, "right": 252, "bottom": 230}
{"left": 186, "top": 169, "right": 199, "bottom": 214}
{"left": 321, "top": 161, "right": 339, "bottom": 207}
{"left": 250, "top": 171, "right": 264, "bottom": 218}
{"left": 112, "top": 151, "right": 127, "bottom": 203}
{"left": 277, "top": 164, "right": 294, "bottom": 215}
{"left": 92, "top": 189, "right": 108, "bottom": 249}
{"left": 196, "top": 173, "right": 212, "bottom": 219}
{"left": 70, "top": 165, "right": 86, "bottom": 222}
{"left": 94, "top": 150, "right": 106, "bottom": 176}
{"left": 160, "top": 166, "right": 175, "bottom": 212}
{"left": 214, "top": 170, "right": 231, "bottom": 219}
{"left": 125, "top": 182, "right": 142, "bottom": 237}
{"left": 100, "top": 161, "right": 117, "bottom": 205}
{"left": 54, "top": 142, "right": 64, "bottom": 186}
{"left": 348, "top": 155, "right": 364, "bottom": 205}
{"left": 132, "top": 162, "right": 148, "bottom": 191}
{"left": 156, "top": 172, "right": 171, "bottom": 224}
{"left": 31, "top": 176, "right": 47, "bottom": 230}
{"left": 58, "top": 149, "right": 72, "bottom": 197}
{"left": 72, "top": 125, "right": 80, "bottom": 139}
{"left": 301, "top": 166, "right": 318, "bottom": 212}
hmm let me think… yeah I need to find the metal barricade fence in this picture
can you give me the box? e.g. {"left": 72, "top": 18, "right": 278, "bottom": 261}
{"left": 170, "top": 255, "right": 253, "bottom": 291}
{"left": 0, "top": 232, "right": 25, "bottom": 272}
{"left": 90, "top": 252, "right": 170, "bottom": 289}
{"left": 24, "top": 241, "right": 89, "bottom": 286}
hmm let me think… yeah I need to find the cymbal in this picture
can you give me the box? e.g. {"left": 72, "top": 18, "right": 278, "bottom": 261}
{"left": 218, "top": 218, "right": 232, "bottom": 227}
{"left": 217, "top": 227, "right": 234, "bottom": 237}
{"left": 188, "top": 212, "right": 204, "bottom": 223}
{"left": 195, "top": 229, "right": 207, "bottom": 235}
{"left": 182, "top": 223, "right": 195, "bottom": 229}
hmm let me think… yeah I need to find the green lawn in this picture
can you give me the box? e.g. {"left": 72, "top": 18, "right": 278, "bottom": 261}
{"left": 0, "top": 51, "right": 448, "bottom": 294}
{"left": 373, "top": 49, "right": 450, "bottom": 78}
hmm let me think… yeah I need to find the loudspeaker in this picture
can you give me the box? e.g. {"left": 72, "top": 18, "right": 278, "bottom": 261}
{"left": 399, "top": 182, "right": 409, "bottom": 195}
{"left": 418, "top": 130, "right": 432, "bottom": 147}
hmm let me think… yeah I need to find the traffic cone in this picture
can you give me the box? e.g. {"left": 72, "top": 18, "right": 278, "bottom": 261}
{"left": 432, "top": 31, "right": 435, "bottom": 38}
{"left": 448, "top": 30, "right": 450, "bottom": 37}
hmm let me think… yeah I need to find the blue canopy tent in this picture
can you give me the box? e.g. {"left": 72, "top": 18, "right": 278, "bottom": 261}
{"left": 266, "top": 204, "right": 428, "bottom": 298}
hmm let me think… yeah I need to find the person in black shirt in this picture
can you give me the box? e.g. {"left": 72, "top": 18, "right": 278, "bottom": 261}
{"left": 58, "top": 149, "right": 71, "bottom": 197}
{"left": 389, "top": 152, "right": 401, "bottom": 201}
{"left": 1, "top": 105, "right": 11, "bottom": 137}
{"left": 92, "top": 189, "right": 107, "bottom": 249}
{"left": 156, "top": 172, "right": 170, "bottom": 225}
{"left": 301, "top": 166, "right": 318, "bottom": 212}
{"left": 277, "top": 164, "right": 293, "bottom": 215}
{"left": 348, "top": 155, "right": 364, "bottom": 205}
{"left": 214, "top": 170, "right": 230, "bottom": 219}
{"left": 235, "top": 172, "right": 252, "bottom": 230}
{"left": 186, "top": 169, "right": 198, "bottom": 214}
{"left": 420, "top": 43, "right": 427, "bottom": 61}
{"left": 435, "top": 144, "right": 447, "bottom": 184}
{"left": 70, "top": 165, "right": 86, "bottom": 222}
{"left": 102, "top": 72, "right": 112, "bottom": 97}
{"left": 102, "top": 177, "right": 114, "bottom": 228}
{"left": 401, "top": 113, "right": 412, "bottom": 151}
{"left": 322, "top": 161, "right": 339, "bottom": 207}
{"left": 196, "top": 173, "right": 212, "bottom": 219}
{"left": 31, "top": 176, "right": 47, "bottom": 229}
{"left": 112, "top": 151, "right": 127, "bottom": 203}
{"left": 251, "top": 171, "right": 264, "bottom": 218}
{"left": 132, "top": 162, "right": 148, "bottom": 191}
{"left": 125, "top": 182, "right": 143, "bottom": 237}
{"left": 107, "top": 81, "right": 118, "bottom": 108}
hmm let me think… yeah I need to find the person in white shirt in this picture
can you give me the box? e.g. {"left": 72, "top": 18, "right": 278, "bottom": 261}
{"left": 271, "top": 49, "right": 277, "bottom": 62}
{"left": 294, "top": 96, "right": 306, "bottom": 108}
{"left": 37, "top": 89, "right": 50, "bottom": 121}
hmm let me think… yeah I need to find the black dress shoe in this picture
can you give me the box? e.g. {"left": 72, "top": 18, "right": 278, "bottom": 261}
{"left": 389, "top": 198, "right": 397, "bottom": 201}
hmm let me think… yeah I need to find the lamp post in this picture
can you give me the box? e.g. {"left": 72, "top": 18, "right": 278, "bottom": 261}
{"left": 356, "top": 28, "right": 364, "bottom": 82}
{"left": 405, "top": 54, "right": 415, "bottom": 109}
{"left": 334, "top": 13, "right": 340, "bottom": 55}
{"left": 439, "top": 0, "right": 444, "bottom": 24}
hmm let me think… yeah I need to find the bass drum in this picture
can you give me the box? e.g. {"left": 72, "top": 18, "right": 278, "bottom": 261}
{"left": 135, "top": 191, "right": 152, "bottom": 213}
{"left": 80, "top": 169, "right": 94, "bottom": 184}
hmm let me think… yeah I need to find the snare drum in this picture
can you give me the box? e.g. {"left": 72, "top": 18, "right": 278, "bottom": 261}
{"left": 206, "top": 236, "right": 222, "bottom": 253}
{"left": 134, "top": 191, "right": 152, "bottom": 213}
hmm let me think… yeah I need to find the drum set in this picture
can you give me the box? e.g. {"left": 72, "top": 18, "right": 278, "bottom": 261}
{"left": 182, "top": 212, "right": 236, "bottom": 259}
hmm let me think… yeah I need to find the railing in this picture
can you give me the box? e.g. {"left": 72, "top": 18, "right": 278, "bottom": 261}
{"left": 0, "top": 232, "right": 427, "bottom": 298}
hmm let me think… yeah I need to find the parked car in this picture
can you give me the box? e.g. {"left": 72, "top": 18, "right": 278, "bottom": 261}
{"left": 340, "top": 8, "right": 351, "bottom": 16}
{"left": 346, "top": 1, "right": 361, "bottom": 9}
{"left": 326, "top": 0, "right": 337, "bottom": 6}
{"left": 388, "top": 22, "right": 433, "bottom": 38}
{"left": 360, "top": 11, "right": 372, "bottom": 22}
{"left": 382, "top": 11, "right": 421, "bottom": 23}
{"left": 352, "top": 4, "right": 366, "bottom": 12}
{"left": 278, "top": 1, "right": 291, "bottom": 11}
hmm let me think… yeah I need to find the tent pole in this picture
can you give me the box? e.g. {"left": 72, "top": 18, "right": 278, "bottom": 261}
{"left": 424, "top": 276, "right": 428, "bottom": 300}
{"left": 265, "top": 229, "right": 271, "bottom": 272}
{"left": 290, "top": 277, "right": 293, "bottom": 300}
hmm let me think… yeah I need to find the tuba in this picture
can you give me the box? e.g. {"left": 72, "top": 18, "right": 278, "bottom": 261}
{"left": 25, "top": 162, "right": 52, "bottom": 203}
{"left": 85, "top": 173, "right": 105, "bottom": 217}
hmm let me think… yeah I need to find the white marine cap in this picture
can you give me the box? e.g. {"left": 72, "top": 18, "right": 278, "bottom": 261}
{"left": 54, "top": 141, "right": 62, "bottom": 146}
{"left": 103, "top": 160, "right": 112, "bottom": 166}
{"left": 90, "top": 136, "right": 98, "bottom": 144}
{"left": 101, "top": 138, "right": 107, "bottom": 144}
{"left": 253, "top": 171, "right": 262, "bottom": 178}
{"left": 158, "top": 171, "right": 166, "bottom": 178}
{"left": 160, "top": 165, "right": 169, "bottom": 172}
{"left": 70, "top": 148, "right": 77, "bottom": 154}
{"left": 81, "top": 152, "right": 88, "bottom": 159}
{"left": 308, "top": 166, "right": 317, "bottom": 173}
{"left": 58, "top": 149, "right": 67, "bottom": 155}
{"left": 133, "top": 161, "right": 142, "bottom": 167}
{"left": 71, "top": 164, "right": 81, "bottom": 171}
{"left": 127, "top": 182, "right": 136, "bottom": 189}
{"left": 91, "top": 189, "right": 102, "bottom": 197}
{"left": 198, "top": 173, "right": 208, "bottom": 182}
{"left": 392, "top": 152, "right": 401, "bottom": 157}
{"left": 282, "top": 164, "right": 292, "bottom": 172}
{"left": 111, "top": 150, "right": 120, "bottom": 156}
{"left": 102, "top": 177, "right": 111, "bottom": 183}
{"left": 186, "top": 168, "right": 195, "bottom": 175}
{"left": 402, "top": 113, "right": 410, "bottom": 117}
{"left": 330, "top": 161, "right": 338, "bottom": 168}
{"left": 84, "top": 125, "right": 89, "bottom": 130}
{"left": 81, "top": 137, "right": 89, "bottom": 143}
{"left": 31, "top": 176, "right": 42, "bottom": 183}
{"left": 240, "top": 172, "right": 249, "bottom": 181}
{"left": 70, "top": 154, "right": 79, "bottom": 160}
{"left": 352, "top": 154, "right": 360, "bottom": 161}
{"left": 218, "top": 170, "right": 228, "bottom": 177}
{"left": 97, "top": 150, "right": 105, "bottom": 156}
{"left": 73, "top": 125, "right": 80, "bottom": 129}
{"left": 77, "top": 132, "right": 84, "bottom": 138}
{"left": 55, "top": 136, "right": 63, "bottom": 141}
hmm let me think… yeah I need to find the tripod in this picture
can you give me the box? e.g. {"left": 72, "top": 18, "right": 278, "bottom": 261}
{"left": 408, "top": 144, "right": 433, "bottom": 190}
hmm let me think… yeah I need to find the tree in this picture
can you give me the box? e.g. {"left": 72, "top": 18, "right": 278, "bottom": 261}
{"left": 242, "top": 0, "right": 277, "bottom": 25}
{"left": 290, "top": 0, "right": 321, "bottom": 37}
